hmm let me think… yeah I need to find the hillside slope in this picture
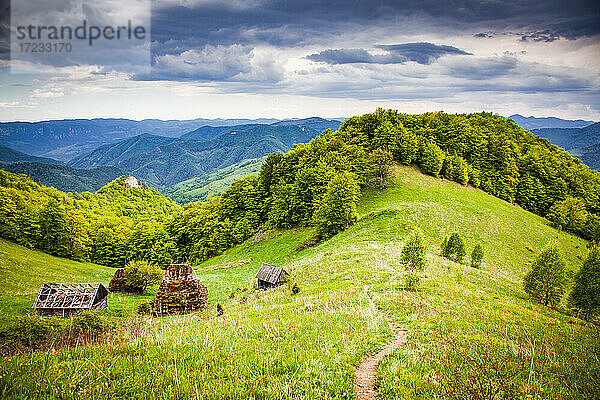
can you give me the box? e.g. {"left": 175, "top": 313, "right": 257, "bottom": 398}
{"left": 0, "top": 162, "right": 124, "bottom": 193}
{"left": 569, "top": 143, "right": 600, "bottom": 171}
{"left": 0, "top": 145, "right": 61, "bottom": 165}
{"left": 164, "top": 157, "right": 266, "bottom": 203}
{"left": 2, "top": 165, "right": 596, "bottom": 399}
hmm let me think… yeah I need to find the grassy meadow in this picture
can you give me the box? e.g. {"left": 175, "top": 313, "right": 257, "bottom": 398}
{"left": 0, "top": 165, "right": 598, "bottom": 398}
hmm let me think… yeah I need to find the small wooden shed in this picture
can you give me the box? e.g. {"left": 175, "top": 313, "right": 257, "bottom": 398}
{"left": 32, "top": 283, "right": 109, "bottom": 317}
{"left": 256, "top": 263, "right": 288, "bottom": 290}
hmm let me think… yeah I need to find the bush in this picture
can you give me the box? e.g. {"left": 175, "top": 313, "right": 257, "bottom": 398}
{"left": 0, "top": 315, "right": 61, "bottom": 349}
{"left": 71, "top": 311, "right": 113, "bottom": 335}
{"left": 471, "top": 244, "right": 484, "bottom": 268}
{"left": 523, "top": 244, "right": 567, "bottom": 307}
{"left": 400, "top": 230, "right": 427, "bottom": 272}
{"left": 136, "top": 300, "right": 153, "bottom": 315}
{"left": 568, "top": 246, "right": 600, "bottom": 317}
{"left": 442, "top": 233, "right": 466, "bottom": 263}
{"left": 124, "top": 260, "right": 164, "bottom": 293}
{"left": 404, "top": 272, "right": 422, "bottom": 291}
{"left": 291, "top": 282, "right": 300, "bottom": 295}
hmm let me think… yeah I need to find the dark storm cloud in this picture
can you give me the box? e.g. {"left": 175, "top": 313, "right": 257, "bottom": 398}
{"left": 306, "top": 43, "right": 471, "bottom": 65}
{"left": 151, "top": 0, "right": 600, "bottom": 54}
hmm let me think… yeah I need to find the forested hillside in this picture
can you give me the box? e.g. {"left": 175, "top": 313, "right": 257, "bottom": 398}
{"left": 166, "top": 110, "right": 600, "bottom": 263}
{"left": 2, "top": 110, "right": 599, "bottom": 269}
{"left": 0, "top": 172, "right": 179, "bottom": 266}
{"left": 0, "top": 145, "right": 61, "bottom": 165}
{"left": 0, "top": 162, "right": 123, "bottom": 193}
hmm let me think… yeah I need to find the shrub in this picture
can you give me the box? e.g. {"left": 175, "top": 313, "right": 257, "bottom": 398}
{"left": 568, "top": 246, "right": 600, "bottom": 317}
{"left": 471, "top": 244, "right": 484, "bottom": 268}
{"left": 523, "top": 244, "right": 567, "bottom": 307}
{"left": 124, "top": 260, "right": 164, "bottom": 293}
{"left": 291, "top": 282, "right": 300, "bottom": 295}
{"left": 136, "top": 300, "right": 153, "bottom": 315}
{"left": 71, "top": 311, "right": 112, "bottom": 335}
{"left": 442, "top": 233, "right": 466, "bottom": 263}
{"left": 404, "top": 273, "right": 422, "bottom": 291}
{"left": 216, "top": 303, "right": 224, "bottom": 316}
{"left": 400, "top": 230, "right": 428, "bottom": 272}
{"left": 0, "top": 315, "right": 61, "bottom": 349}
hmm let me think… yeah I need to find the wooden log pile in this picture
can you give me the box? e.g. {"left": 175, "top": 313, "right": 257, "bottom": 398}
{"left": 153, "top": 263, "right": 208, "bottom": 316}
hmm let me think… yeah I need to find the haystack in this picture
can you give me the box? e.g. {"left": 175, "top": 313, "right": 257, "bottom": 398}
{"left": 108, "top": 268, "right": 143, "bottom": 294}
{"left": 153, "top": 263, "right": 208, "bottom": 315}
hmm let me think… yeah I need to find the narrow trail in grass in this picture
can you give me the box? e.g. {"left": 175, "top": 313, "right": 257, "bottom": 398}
{"left": 354, "top": 285, "right": 407, "bottom": 400}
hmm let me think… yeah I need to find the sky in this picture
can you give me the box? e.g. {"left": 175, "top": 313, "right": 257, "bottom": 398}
{"left": 0, "top": 0, "right": 599, "bottom": 122}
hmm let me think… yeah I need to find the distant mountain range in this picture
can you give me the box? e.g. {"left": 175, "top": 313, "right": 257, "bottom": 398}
{"left": 0, "top": 117, "right": 283, "bottom": 162}
{"left": 68, "top": 118, "right": 341, "bottom": 188}
{"left": 0, "top": 117, "right": 341, "bottom": 195}
{"left": 509, "top": 114, "right": 594, "bottom": 130}
{"left": 531, "top": 123, "right": 600, "bottom": 150}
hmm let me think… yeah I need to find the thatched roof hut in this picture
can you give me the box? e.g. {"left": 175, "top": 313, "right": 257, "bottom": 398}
{"left": 256, "top": 263, "right": 288, "bottom": 290}
{"left": 153, "top": 263, "right": 208, "bottom": 316}
{"left": 32, "top": 283, "right": 109, "bottom": 317}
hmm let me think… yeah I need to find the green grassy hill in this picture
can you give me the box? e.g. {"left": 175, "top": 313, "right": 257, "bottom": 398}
{"left": 0, "top": 165, "right": 597, "bottom": 398}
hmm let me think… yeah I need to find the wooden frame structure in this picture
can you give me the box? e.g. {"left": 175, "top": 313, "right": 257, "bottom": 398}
{"left": 32, "top": 282, "right": 109, "bottom": 317}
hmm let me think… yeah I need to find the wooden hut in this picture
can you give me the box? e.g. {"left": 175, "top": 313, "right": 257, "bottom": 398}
{"left": 153, "top": 263, "right": 208, "bottom": 316}
{"left": 255, "top": 263, "right": 288, "bottom": 290}
{"left": 32, "top": 283, "right": 109, "bottom": 317}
